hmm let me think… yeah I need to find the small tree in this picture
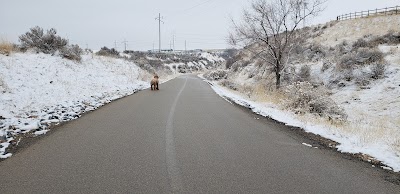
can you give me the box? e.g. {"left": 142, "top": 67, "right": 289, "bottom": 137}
{"left": 230, "top": 0, "right": 325, "bottom": 88}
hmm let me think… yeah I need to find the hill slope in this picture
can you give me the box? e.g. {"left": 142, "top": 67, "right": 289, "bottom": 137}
{"left": 204, "top": 14, "right": 400, "bottom": 172}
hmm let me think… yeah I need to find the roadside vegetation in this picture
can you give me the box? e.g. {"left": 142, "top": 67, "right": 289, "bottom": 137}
{"left": 204, "top": 1, "right": 400, "bottom": 170}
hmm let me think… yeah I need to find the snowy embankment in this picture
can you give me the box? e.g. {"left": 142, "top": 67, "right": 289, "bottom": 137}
{"left": 201, "top": 74, "right": 400, "bottom": 172}
{"left": 202, "top": 15, "right": 400, "bottom": 172}
{"left": 0, "top": 53, "right": 161, "bottom": 158}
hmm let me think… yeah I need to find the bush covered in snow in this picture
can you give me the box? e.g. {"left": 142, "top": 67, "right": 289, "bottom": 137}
{"left": 352, "top": 38, "right": 370, "bottom": 49}
{"left": 370, "top": 31, "right": 400, "bottom": 46}
{"left": 334, "top": 40, "right": 352, "bottom": 55}
{"left": 321, "top": 60, "right": 333, "bottom": 72}
{"left": 96, "top": 46, "right": 119, "bottom": 57}
{"left": 355, "top": 48, "right": 384, "bottom": 65}
{"left": 337, "top": 48, "right": 384, "bottom": 69}
{"left": 203, "top": 70, "right": 228, "bottom": 81}
{"left": 371, "top": 63, "right": 387, "bottom": 79}
{"left": 60, "top": 44, "right": 83, "bottom": 62}
{"left": 283, "top": 82, "right": 347, "bottom": 121}
{"left": 337, "top": 53, "right": 356, "bottom": 70}
{"left": 297, "top": 65, "right": 311, "bottom": 81}
{"left": 19, "top": 26, "right": 68, "bottom": 54}
{"left": 219, "top": 80, "right": 238, "bottom": 91}
{"left": 304, "top": 43, "right": 326, "bottom": 62}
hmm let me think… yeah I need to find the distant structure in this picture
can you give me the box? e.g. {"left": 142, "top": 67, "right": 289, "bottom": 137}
{"left": 337, "top": 6, "right": 400, "bottom": 21}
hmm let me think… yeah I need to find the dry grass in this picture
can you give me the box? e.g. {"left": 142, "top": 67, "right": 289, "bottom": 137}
{"left": 0, "top": 39, "right": 14, "bottom": 56}
{"left": 313, "top": 14, "right": 400, "bottom": 47}
{"left": 251, "top": 83, "right": 285, "bottom": 104}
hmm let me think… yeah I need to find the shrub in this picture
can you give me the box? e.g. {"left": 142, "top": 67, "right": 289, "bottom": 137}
{"left": 225, "top": 57, "right": 237, "bottom": 69}
{"left": 96, "top": 46, "right": 119, "bottom": 56}
{"left": 337, "top": 53, "right": 355, "bottom": 70}
{"left": 321, "top": 60, "right": 332, "bottom": 72}
{"left": 371, "top": 63, "right": 386, "bottom": 79}
{"left": 335, "top": 40, "right": 351, "bottom": 55}
{"left": 60, "top": 44, "right": 83, "bottom": 61}
{"left": 298, "top": 65, "right": 311, "bottom": 81}
{"left": 370, "top": 31, "right": 400, "bottom": 46}
{"left": 231, "top": 60, "right": 251, "bottom": 72}
{"left": 219, "top": 80, "right": 238, "bottom": 91}
{"left": 352, "top": 38, "right": 369, "bottom": 49}
{"left": 220, "top": 49, "right": 238, "bottom": 60}
{"left": 283, "top": 82, "right": 347, "bottom": 121}
{"left": 283, "top": 65, "right": 296, "bottom": 84}
{"left": 148, "top": 59, "right": 163, "bottom": 67}
{"left": 355, "top": 48, "right": 384, "bottom": 65}
{"left": 203, "top": 70, "right": 228, "bottom": 81}
{"left": 19, "top": 26, "right": 68, "bottom": 54}
{"left": 355, "top": 76, "right": 370, "bottom": 87}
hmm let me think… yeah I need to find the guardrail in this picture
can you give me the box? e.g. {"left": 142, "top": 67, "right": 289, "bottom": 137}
{"left": 337, "top": 6, "right": 400, "bottom": 21}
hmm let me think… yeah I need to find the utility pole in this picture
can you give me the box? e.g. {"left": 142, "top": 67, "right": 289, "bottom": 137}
{"left": 303, "top": 2, "right": 307, "bottom": 27}
{"left": 172, "top": 34, "right": 175, "bottom": 51}
{"left": 122, "top": 39, "right": 128, "bottom": 51}
{"left": 155, "top": 13, "right": 164, "bottom": 53}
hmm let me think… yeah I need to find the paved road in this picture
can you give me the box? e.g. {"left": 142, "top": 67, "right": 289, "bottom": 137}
{"left": 0, "top": 75, "right": 399, "bottom": 193}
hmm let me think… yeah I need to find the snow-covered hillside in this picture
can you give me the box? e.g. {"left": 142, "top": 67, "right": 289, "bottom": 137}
{"left": 0, "top": 52, "right": 179, "bottom": 158}
{"left": 205, "top": 15, "right": 400, "bottom": 172}
{"left": 314, "top": 15, "right": 400, "bottom": 46}
{"left": 0, "top": 50, "right": 223, "bottom": 158}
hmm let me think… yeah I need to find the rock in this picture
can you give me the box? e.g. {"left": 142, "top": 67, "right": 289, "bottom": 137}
{"left": 0, "top": 135, "right": 6, "bottom": 143}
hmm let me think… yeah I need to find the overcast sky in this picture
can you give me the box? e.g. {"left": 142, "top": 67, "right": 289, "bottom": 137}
{"left": 1, "top": 0, "right": 399, "bottom": 51}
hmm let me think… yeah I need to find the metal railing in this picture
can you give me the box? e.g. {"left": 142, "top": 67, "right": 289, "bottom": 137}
{"left": 337, "top": 6, "right": 400, "bottom": 21}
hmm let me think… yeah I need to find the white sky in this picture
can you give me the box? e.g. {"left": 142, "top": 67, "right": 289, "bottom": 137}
{"left": 1, "top": 0, "right": 399, "bottom": 51}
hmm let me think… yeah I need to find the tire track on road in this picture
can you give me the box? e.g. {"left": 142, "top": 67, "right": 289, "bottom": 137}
{"left": 166, "top": 76, "right": 187, "bottom": 193}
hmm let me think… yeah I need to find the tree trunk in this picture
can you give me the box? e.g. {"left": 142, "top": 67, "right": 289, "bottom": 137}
{"left": 275, "top": 58, "right": 282, "bottom": 89}
{"left": 275, "top": 71, "right": 281, "bottom": 89}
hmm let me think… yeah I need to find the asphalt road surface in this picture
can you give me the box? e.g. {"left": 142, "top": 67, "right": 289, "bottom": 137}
{"left": 0, "top": 75, "right": 399, "bottom": 193}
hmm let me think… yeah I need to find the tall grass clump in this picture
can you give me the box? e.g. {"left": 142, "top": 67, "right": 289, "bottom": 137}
{"left": 0, "top": 40, "right": 15, "bottom": 56}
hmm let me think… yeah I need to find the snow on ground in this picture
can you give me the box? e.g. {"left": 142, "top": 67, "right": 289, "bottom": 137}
{"left": 0, "top": 52, "right": 175, "bottom": 158}
{"left": 201, "top": 14, "right": 400, "bottom": 172}
{"left": 200, "top": 52, "right": 225, "bottom": 63}
{"left": 201, "top": 56, "right": 400, "bottom": 171}
{"left": 200, "top": 71, "right": 400, "bottom": 172}
{"left": 313, "top": 15, "right": 400, "bottom": 46}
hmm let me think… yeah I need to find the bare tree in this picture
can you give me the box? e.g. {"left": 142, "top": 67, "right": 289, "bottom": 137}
{"left": 230, "top": 0, "right": 325, "bottom": 89}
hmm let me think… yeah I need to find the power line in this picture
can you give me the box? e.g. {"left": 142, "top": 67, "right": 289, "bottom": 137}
{"left": 166, "top": 0, "right": 217, "bottom": 18}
